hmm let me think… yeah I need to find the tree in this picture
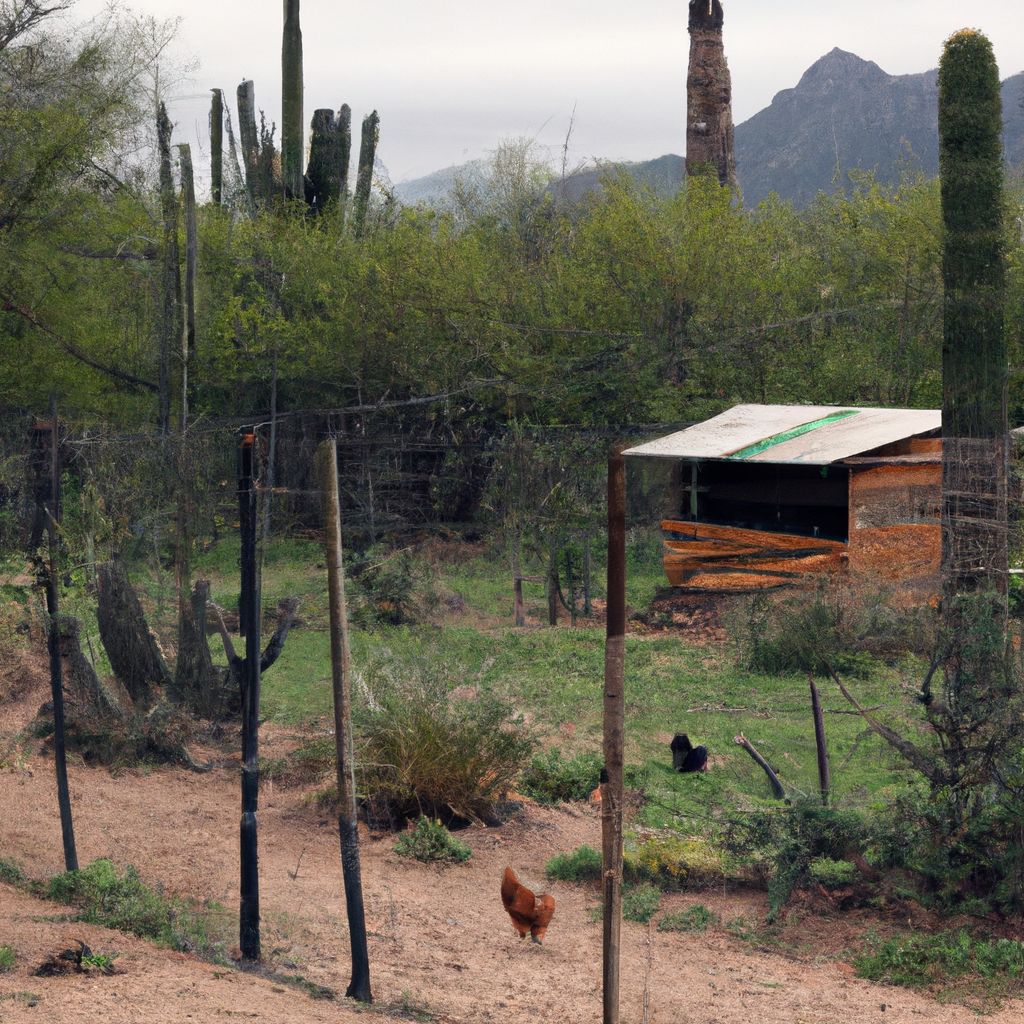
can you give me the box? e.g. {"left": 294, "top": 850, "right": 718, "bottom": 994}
{"left": 281, "top": 0, "right": 303, "bottom": 200}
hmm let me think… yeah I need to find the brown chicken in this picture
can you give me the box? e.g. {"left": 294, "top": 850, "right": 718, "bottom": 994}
{"left": 501, "top": 866, "right": 555, "bottom": 944}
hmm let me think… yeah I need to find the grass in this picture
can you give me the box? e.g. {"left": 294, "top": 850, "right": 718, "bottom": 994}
{"left": 394, "top": 818, "right": 472, "bottom": 864}
{"left": 545, "top": 845, "right": 602, "bottom": 883}
{"left": 0, "top": 945, "right": 14, "bottom": 972}
{"left": 46, "top": 859, "right": 231, "bottom": 958}
{"left": 658, "top": 904, "right": 719, "bottom": 933}
{"left": 622, "top": 884, "right": 661, "bottom": 923}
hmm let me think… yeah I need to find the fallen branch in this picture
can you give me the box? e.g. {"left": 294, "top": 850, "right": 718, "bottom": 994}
{"left": 733, "top": 733, "right": 786, "bottom": 800}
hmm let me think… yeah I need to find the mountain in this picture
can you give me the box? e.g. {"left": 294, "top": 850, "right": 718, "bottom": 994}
{"left": 392, "top": 160, "right": 487, "bottom": 206}
{"left": 735, "top": 47, "right": 1024, "bottom": 206}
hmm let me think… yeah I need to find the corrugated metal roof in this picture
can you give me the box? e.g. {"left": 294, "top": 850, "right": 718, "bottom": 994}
{"left": 623, "top": 404, "right": 941, "bottom": 465}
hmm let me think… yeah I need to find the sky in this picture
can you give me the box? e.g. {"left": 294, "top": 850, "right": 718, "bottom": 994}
{"left": 73, "top": 0, "right": 1024, "bottom": 189}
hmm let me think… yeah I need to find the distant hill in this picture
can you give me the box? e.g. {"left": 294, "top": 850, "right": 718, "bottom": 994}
{"left": 734, "top": 47, "right": 1024, "bottom": 206}
{"left": 394, "top": 48, "right": 1024, "bottom": 211}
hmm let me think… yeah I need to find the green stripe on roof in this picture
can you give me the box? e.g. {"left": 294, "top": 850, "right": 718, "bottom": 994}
{"left": 727, "top": 410, "right": 859, "bottom": 461}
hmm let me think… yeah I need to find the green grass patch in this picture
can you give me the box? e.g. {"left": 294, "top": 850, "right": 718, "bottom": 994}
{"left": 622, "top": 884, "right": 661, "bottom": 923}
{"left": 0, "top": 859, "right": 24, "bottom": 886}
{"left": 46, "top": 860, "right": 229, "bottom": 957}
{"left": 657, "top": 904, "right": 719, "bottom": 933}
{"left": 0, "top": 946, "right": 14, "bottom": 972}
{"left": 394, "top": 818, "right": 471, "bottom": 864}
{"left": 545, "top": 845, "right": 602, "bottom": 883}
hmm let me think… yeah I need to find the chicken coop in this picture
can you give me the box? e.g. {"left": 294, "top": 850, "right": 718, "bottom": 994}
{"left": 624, "top": 404, "right": 943, "bottom": 596}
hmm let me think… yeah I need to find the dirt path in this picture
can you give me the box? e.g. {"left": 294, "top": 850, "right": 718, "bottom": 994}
{"left": 1, "top": 700, "right": 1020, "bottom": 1022}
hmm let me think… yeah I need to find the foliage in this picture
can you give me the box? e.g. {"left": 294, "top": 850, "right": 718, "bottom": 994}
{"left": 657, "top": 904, "right": 719, "bottom": 933}
{"left": 260, "top": 737, "right": 334, "bottom": 786}
{"left": 808, "top": 857, "right": 857, "bottom": 887}
{"left": 623, "top": 833, "right": 724, "bottom": 889}
{"left": 0, "top": 946, "right": 13, "bottom": 972}
{"left": 722, "top": 803, "right": 867, "bottom": 921}
{"left": 355, "top": 650, "right": 535, "bottom": 824}
{"left": 348, "top": 544, "right": 437, "bottom": 627}
{"left": 545, "top": 845, "right": 602, "bottom": 883}
{"left": 45, "top": 859, "right": 225, "bottom": 955}
{"left": 519, "top": 749, "right": 602, "bottom": 804}
{"left": 855, "top": 929, "right": 1024, "bottom": 999}
{"left": 622, "top": 884, "right": 661, "bottom": 923}
{"left": 0, "top": 859, "right": 24, "bottom": 886}
{"left": 393, "top": 817, "right": 471, "bottom": 864}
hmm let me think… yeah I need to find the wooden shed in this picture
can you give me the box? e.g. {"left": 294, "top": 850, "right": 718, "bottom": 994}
{"left": 624, "top": 404, "right": 943, "bottom": 595}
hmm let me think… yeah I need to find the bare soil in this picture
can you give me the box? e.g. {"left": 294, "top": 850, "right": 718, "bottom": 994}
{"left": 1, "top": 680, "right": 1021, "bottom": 1024}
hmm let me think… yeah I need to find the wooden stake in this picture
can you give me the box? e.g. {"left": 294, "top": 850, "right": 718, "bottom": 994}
{"left": 238, "top": 434, "right": 261, "bottom": 961}
{"left": 602, "top": 449, "right": 626, "bottom": 1024}
{"left": 210, "top": 89, "right": 224, "bottom": 205}
{"left": 316, "top": 439, "right": 372, "bottom": 1003}
{"left": 42, "top": 398, "right": 78, "bottom": 872}
{"left": 808, "top": 674, "right": 831, "bottom": 806}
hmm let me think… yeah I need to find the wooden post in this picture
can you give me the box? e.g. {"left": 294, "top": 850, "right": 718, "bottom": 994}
{"left": 513, "top": 575, "right": 525, "bottom": 627}
{"left": 238, "top": 434, "right": 262, "bottom": 961}
{"left": 338, "top": 103, "right": 352, "bottom": 212}
{"left": 237, "top": 80, "right": 260, "bottom": 207}
{"left": 602, "top": 449, "right": 626, "bottom": 1024}
{"left": 281, "top": 0, "right": 304, "bottom": 199}
{"left": 210, "top": 89, "right": 224, "bottom": 205}
{"left": 808, "top": 674, "right": 831, "bottom": 806}
{"left": 316, "top": 439, "right": 373, "bottom": 1003}
{"left": 156, "top": 101, "right": 180, "bottom": 437}
{"left": 42, "top": 398, "right": 78, "bottom": 873}
{"left": 178, "top": 143, "right": 197, "bottom": 427}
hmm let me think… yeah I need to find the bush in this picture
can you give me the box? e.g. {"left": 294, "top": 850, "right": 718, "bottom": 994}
{"left": 394, "top": 817, "right": 471, "bottom": 864}
{"left": 623, "top": 884, "right": 661, "bottom": 923}
{"left": 855, "top": 930, "right": 1024, "bottom": 991}
{"left": 348, "top": 544, "right": 436, "bottom": 627}
{"left": 0, "top": 945, "right": 13, "bottom": 972}
{"left": 623, "top": 833, "right": 724, "bottom": 889}
{"left": 0, "top": 859, "right": 24, "bottom": 886}
{"left": 657, "top": 904, "right": 719, "bottom": 933}
{"left": 356, "top": 652, "right": 535, "bottom": 825}
{"left": 545, "top": 845, "right": 602, "bottom": 883}
{"left": 46, "top": 860, "right": 221, "bottom": 954}
{"left": 722, "top": 803, "right": 867, "bottom": 921}
{"left": 519, "top": 749, "right": 602, "bottom": 804}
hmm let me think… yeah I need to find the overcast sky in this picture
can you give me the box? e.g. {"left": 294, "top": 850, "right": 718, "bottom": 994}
{"left": 76, "top": 0, "right": 1024, "bottom": 187}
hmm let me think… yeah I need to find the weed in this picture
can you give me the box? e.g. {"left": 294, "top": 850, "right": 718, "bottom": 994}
{"left": 0, "top": 945, "right": 14, "bottom": 972}
{"left": 657, "top": 904, "right": 719, "bottom": 933}
{"left": 260, "top": 737, "right": 334, "bottom": 786}
{"left": 80, "top": 951, "right": 118, "bottom": 973}
{"left": 273, "top": 973, "right": 336, "bottom": 1000}
{"left": 519, "top": 749, "right": 602, "bottom": 804}
{"left": 46, "top": 859, "right": 225, "bottom": 956}
{"left": 0, "top": 859, "right": 24, "bottom": 886}
{"left": 855, "top": 930, "right": 1024, "bottom": 987}
{"left": 808, "top": 857, "right": 857, "bottom": 887}
{"left": 394, "top": 817, "right": 471, "bottom": 864}
{"left": 545, "top": 845, "right": 602, "bottom": 883}
{"left": 622, "top": 884, "right": 661, "bottom": 923}
{"left": 391, "top": 989, "right": 434, "bottom": 1021}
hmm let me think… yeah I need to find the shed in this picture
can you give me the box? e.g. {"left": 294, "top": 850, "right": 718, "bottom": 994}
{"left": 624, "top": 404, "right": 943, "bottom": 593}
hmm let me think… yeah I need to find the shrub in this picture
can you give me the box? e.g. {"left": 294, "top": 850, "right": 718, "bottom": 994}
{"left": 394, "top": 817, "right": 471, "bottom": 864}
{"left": 623, "top": 833, "right": 724, "bottom": 889}
{"left": 0, "top": 859, "right": 24, "bottom": 886}
{"left": 45, "top": 860, "right": 221, "bottom": 955}
{"left": 657, "top": 904, "right": 719, "bottom": 933}
{"left": 623, "top": 884, "right": 661, "bottom": 923}
{"left": 348, "top": 544, "right": 436, "bottom": 627}
{"left": 855, "top": 930, "right": 1024, "bottom": 991}
{"left": 261, "top": 737, "right": 334, "bottom": 786}
{"left": 519, "top": 749, "right": 602, "bottom": 804}
{"left": 356, "top": 653, "right": 534, "bottom": 825}
{"left": 545, "top": 845, "right": 602, "bottom": 883}
{"left": 0, "top": 945, "right": 14, "bottom": 972}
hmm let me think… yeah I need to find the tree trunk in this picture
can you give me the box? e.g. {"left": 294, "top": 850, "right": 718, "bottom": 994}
{"left": 733, "top": 733, "right": 786, "bottom": 800}
{"left": 237, "top": 79, "right": 261, "bottom": 207}
{"left": 338, "top": 103, "right": 352, "bottom": 212}
{"left": 353, "top": 110, "right": 379, "bottom": 238}
{"left": 281, "top": 0, "right": 304, "bottom": 200}
{"left": 686, "top": 1, "right": 737, "bottom": 190}
{"left": 156, "top": 101, "right": 180, "bottom": 436}
{"left": 210, "top": 89, "right": 224, "bottom": 205}
{"left": 58, "top": 615, "right": 123, "bottom": 719}
{"left": 546, "top": 543, "right": 559, "bottom": 626}
{"left": 96, "top": 559, "right": 172, "bottom": 705}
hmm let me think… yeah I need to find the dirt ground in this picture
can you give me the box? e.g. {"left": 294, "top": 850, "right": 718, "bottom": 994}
{"left": 1, "top": 678, "right": 1022, "bottom": 1024}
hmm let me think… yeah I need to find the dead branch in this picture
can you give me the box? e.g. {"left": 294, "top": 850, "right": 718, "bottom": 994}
{"left": 733, "top": 733, "right": 786, "bottom": 800}
{"left": 261, "top": 597, "right": 300, "bottom": 672}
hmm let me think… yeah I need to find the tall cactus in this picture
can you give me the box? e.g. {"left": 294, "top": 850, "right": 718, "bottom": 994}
{"left": 209, "top": 89, "right": 224, "bottom": 206}
{"left": 237, "top": 79, "right": 260, "bottom": 206}
{"left": 156, "top": 101, "right": 180, "bottom": 436}
{"left": 353, "top": 110, "right": 379, "bottom": 238}
{"left": 281, "top": 0, "right": 304, "bottom": 199}
{"left": 338, "top": 103, "right": 352, "bottom": 208}
{"left": 939, "top": 28, "right": 1007, "bottom": 597}
{"left": 306, "top": 108, "right": 342, "bottom": 212}
{"left": 686, "top": 0, "right": 737, "bottom": 189}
